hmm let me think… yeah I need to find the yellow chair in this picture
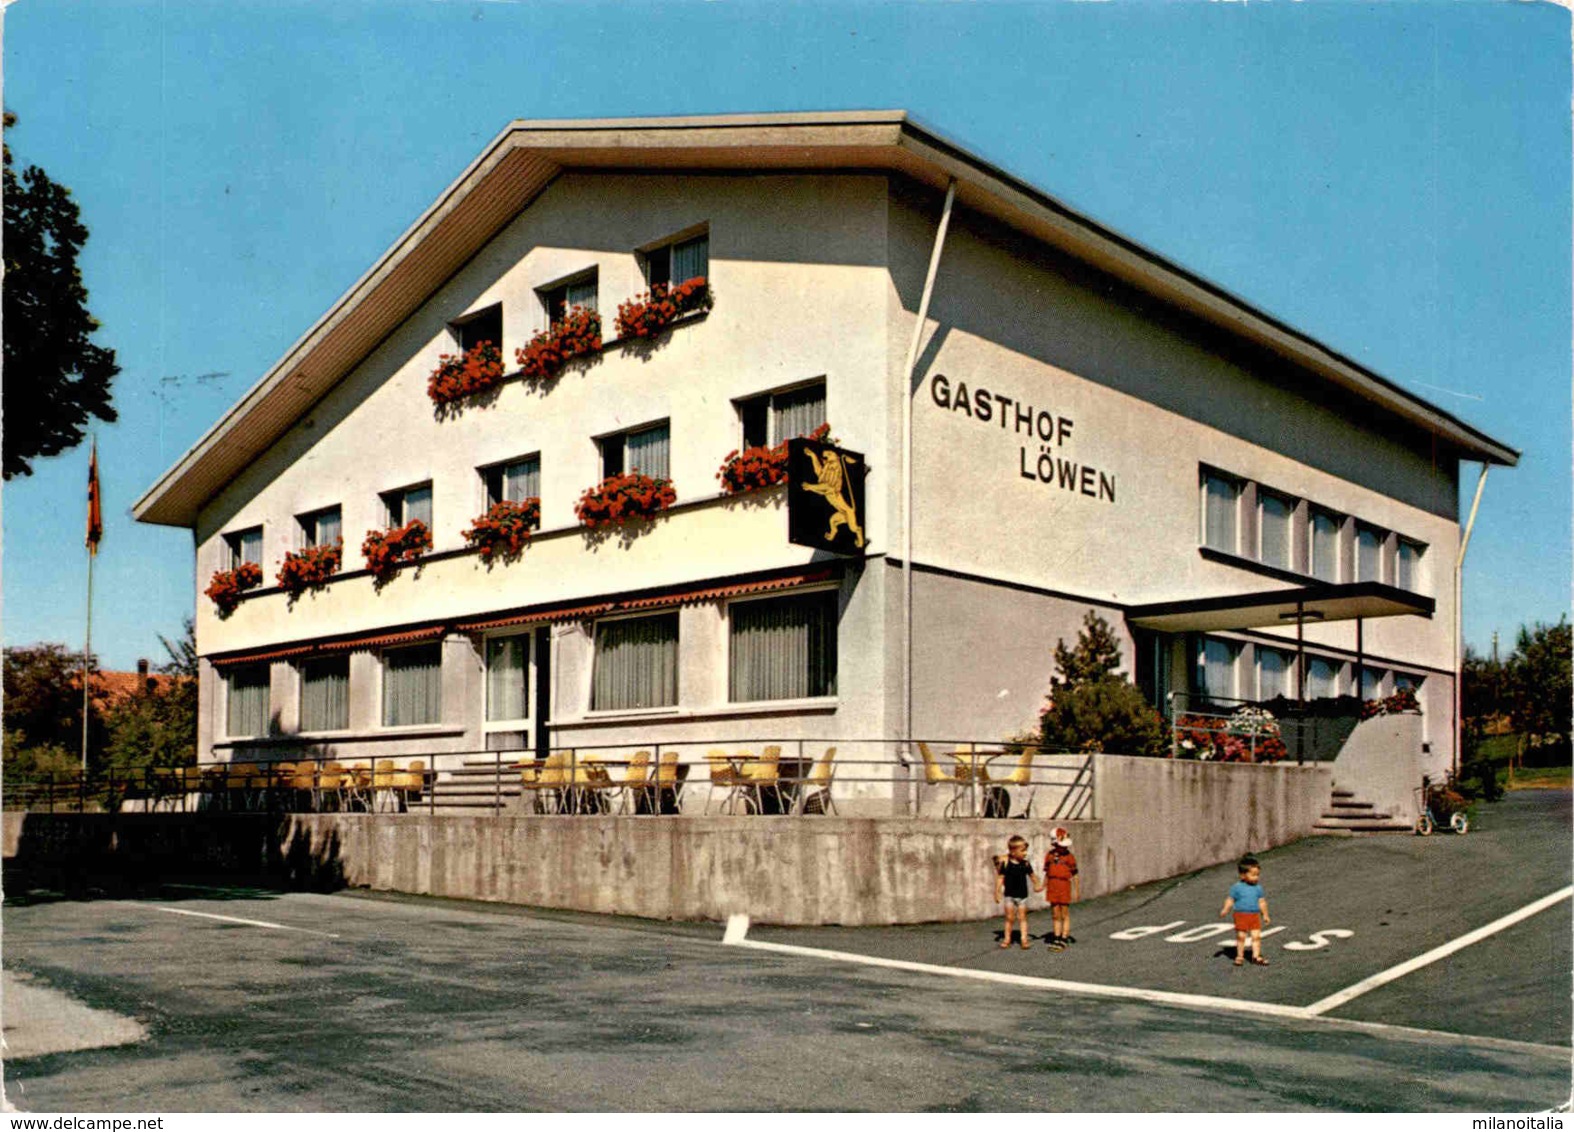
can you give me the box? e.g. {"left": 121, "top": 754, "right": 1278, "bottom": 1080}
{"left": 795, "top": 746, "right": 838, "bottom": 815}
{"left": 740, "top": 745, "right": 781, "bottom": 814}
{"left": 705, "top": 749, "right": 744, "bottom": 814}
{"left": 525, "top": 750, "right": 571, "bottom": 815}
{"left": 391, "top": 760, "right": 426, "bottom": 810}
{"left": 917, "top": 741, "right": 973, "bottom": 818}
{"left": 993, "top": 747, "right": 1037, "bottom": 818}
{"left": 318, "top": 761, "right": 348, "bottom": 810}
{"left": 655, "top": 751, "right": 682, "bottom": 814}
{"left": 618, "top": 751, "right": 652, "bottom": 814}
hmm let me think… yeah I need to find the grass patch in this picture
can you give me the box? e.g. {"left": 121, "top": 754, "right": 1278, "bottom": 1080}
{"left": 1506, "top": 764, "right": 1572, "bottom": 790}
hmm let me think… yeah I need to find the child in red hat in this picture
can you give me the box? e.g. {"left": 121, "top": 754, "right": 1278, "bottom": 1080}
{"left": 1042, "top": 828, "right": 1080, "bottom": 951}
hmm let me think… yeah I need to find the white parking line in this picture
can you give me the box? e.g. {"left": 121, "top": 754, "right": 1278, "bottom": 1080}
{"left": 150, "top": 905, "right": 342, "bottom": 938}
{"left": 1303, "top": 885, "right": 1574, "bottom": 1016}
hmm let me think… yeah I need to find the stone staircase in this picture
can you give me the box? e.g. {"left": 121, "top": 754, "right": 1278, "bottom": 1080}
{"left": 421, "top": 756, "right": 525, "bottom": 814}
{"left": 1312, "top": 787, "right": 1413, "bottom": 835}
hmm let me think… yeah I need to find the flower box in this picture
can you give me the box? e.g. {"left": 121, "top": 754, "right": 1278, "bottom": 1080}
{"left": 716, "top": 423, "right": 832, "bottom": 494}
{"left": 574, "top": 473, "right": 676, "bottom": 529}
{"left": 205, "top": 561, "right": 263, "bottom": 617}
{"left": 1174, "top": 707, "right": 1287, "bottom": 762}
{"left": 614, "top": 277, "right": 713, "bottom": 340}
{"left": 427, "top": 341, "right": 504, "bottom": 407}
{"left": 361, "top": 520, "right": 432, "bottom": 585}
{"left": 462, "top": 498, "right": 541, "bottom": 563}
{"left": 1361, "top": 687, "right": 1421, "bottom": 720}
{"left": 515, "top": 307, "right": 602, "bottom": 381}
{"left": 276, "top": 541, "right": 342, "bottom": 599}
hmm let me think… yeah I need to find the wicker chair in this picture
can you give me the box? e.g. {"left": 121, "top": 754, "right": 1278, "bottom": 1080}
{"left": 795, "top": 746, "right": 839, "bottom": 815}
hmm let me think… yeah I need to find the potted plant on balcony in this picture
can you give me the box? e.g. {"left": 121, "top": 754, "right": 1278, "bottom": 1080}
{"left": 614, "top": 276, "right": 713, "bottom": 340}
{"left": 361, "top": 520, "right": 432, "bottom": 587}
{"left": 515, "top": 307, "right": 602, "bottom": 381}
{"left": 205, "top": 561, "right": 264, "bottom": 617}
{"left": 462, "top": 498, "right": 541, "bottom": 564}
{"left": 426, "top": 340, "right": 505, "bottom": 407}
{"left": 276, "top": 540, "right": 343, "bottom": 600}
{"left": 574, "top": 473, "right": 676, "bottom": 530}
{"left": 716, "top": 423, "right": 833, "bottom": 494}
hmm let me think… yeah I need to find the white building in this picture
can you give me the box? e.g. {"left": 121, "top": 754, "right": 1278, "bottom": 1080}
{"left": 133, "top": 112, "right": 1515, "bottom": 806}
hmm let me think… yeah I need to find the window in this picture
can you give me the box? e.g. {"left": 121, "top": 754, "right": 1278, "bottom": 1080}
{"left": 1258, "top": 491, "right": 1293, "bottom": 571}
{"left": 482, "top": 456, "right": 541, "bottom": 507}
{"left": 1355, "top": 523, "right": 1384, "bottom": 583}
{"left": 225, "top": 526, "right": 263, "bottom": 569}
{"left": 382, "top": 482, "right": 433, "bottom": 528}
{"left": 645, "top": 231, "right": 709, "bottom": 288}
{"left": 540, "top": 271, "right": 598, "bottom": 325}
{"left": 729, "top": 591, "right": 838, "bottom": 702}
{"left": 454, "top": 303, "right": 502, "bottom": 353}
{"left": 486, "top": 636, "right": 529, "bottom": 723}
{"left": 1397, "top": 539, "right": 1425, "bottom": 592}
{"left": 592, "top": 613, "right": 678, "bottom": 711}
{"left": 1360, "top": 666, "right": 1386, "bottom": 700}
{"left": 226, "top": 664, "right": 270, "bottom": 737}
{"left": 601, "top": 421, "right": 670, "bottom": 481}
{"left": 297, "top": 505, "right": 341, "bottom": 549}
{"left": 299, "top": 656, "right": 349, "bottom": 732}
{"left": 1309, "top": 508, "right": 1341, "bottom": 583}
{"left": 1306, "top": 657, "right": 1341, "bottom": 700}
{"left": 1256, "top": 646, "right": 1292, "bottom": 701}
{"left": 1202, "top": 472, "right": 1240, "bottom": 553}
{"left": 382, "top": 644, "right": 443, "bottom": 727}
{"left": 1198, "top": 637, "right": 1241, "bottom": 700}
{"left": 738, "top": 381, "right": 827, "bottom": 449}
{"left": 1393, "top": 671, "right": 1425, "bottom": 694}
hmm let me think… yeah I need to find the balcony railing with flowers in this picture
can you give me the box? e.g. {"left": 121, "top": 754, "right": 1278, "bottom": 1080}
{"left": 614, "top": 277, "right": 712, "bottom": 340}
{"left": 1360, "top": 686, "right": 1421, "bottom": 720}
{"left": 1174, "top": 706, "right": 1289, "bottom": 762}
{"left": 717, "top": 423, "right": 832, "bottom": 495}
{"left": 574, "top": 473, "right": 676, "bottom": 529}
{"left": 426, "top": 341, "right": 504, "bottom": 407}
{"left": 516, "top": 307, "right": 602, "bottom": 382}
{"left": 276, "top": 541, "right": 343, "bottom": 600}
{"left": 205, "top": 561, "right": 263, "bottom": 617}
{"left": 462, "top": 498, "right": 541, "bottom": 564}
{"left": 361, "top": 520, "right": 432, "bottom": 586}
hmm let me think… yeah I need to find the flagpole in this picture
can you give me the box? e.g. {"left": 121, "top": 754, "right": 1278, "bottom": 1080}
{"left": 82, "top": 547, "right": 94, "bottom": 776}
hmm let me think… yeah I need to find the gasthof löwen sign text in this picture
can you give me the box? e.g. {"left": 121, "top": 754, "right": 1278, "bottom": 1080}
{"left": 930, "top": 373, "right": 1116, "bottom": 504}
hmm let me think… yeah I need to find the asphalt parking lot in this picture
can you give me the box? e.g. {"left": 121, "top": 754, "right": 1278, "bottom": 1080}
{"left": 3, "top": 789, "right": 1569, "bottom": 1112}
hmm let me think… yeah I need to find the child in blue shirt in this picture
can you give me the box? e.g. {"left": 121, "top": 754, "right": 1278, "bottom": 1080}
{"left": 1219, "top": 854, "right": 1270, "bottom": 966}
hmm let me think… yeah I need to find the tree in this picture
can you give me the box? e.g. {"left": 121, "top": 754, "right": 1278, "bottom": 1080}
{"left": 1502, "top": 618, "right": 1572, "bottom": 765}
{"left": 103, "top": 620, "right": 198, "bottom": 771}
{"left": 2, "top": 111, "right": 119, "bottom": 479}
{"left": 1051, "top": 609, "right": 1125, "bottom": 690}
{"left": 1, "top": 642, "right": 104, "bottom": 776}
{"left": 1038, "top": 611, "right": 1167, "bottom": 756}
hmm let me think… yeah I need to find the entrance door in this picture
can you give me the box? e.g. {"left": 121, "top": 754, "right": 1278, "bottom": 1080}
{"left": 483, "top": 633, "right": 534, "bottom": 754}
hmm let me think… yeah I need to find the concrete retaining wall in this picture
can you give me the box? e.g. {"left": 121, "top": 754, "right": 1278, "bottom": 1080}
{"left": 1330, "top": 713, "right": 1425, "bottom": 824}
{"left": 1091, "top": 755, "right": 1332, "bottom": 894}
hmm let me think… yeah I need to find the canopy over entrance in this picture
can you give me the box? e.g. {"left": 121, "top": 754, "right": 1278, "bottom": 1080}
{"left": 1126, "top": 580, "right": 1434, "bottom": 633}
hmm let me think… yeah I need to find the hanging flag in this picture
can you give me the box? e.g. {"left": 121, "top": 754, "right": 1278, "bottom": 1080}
{"left": 85, "top": 440, "right": 102, "bottom": 555}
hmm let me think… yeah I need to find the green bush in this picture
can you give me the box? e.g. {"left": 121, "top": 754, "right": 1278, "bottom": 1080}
{"left": 1040, "top": 675, "right": 1168, "bottom": 757}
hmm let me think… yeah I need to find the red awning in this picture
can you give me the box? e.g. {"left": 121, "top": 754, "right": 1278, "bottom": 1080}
{"left": 210, "top": 624, "right": 446, "bottom": 667}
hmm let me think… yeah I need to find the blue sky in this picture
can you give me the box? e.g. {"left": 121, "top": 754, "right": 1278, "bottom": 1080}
{"left": 4, "top": 0, "right": 1568, "bottom": 670}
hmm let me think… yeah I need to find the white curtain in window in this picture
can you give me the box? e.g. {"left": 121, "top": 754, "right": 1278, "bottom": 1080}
{"left": 730, "top": 593, "right": 837, "bottom": 702}
{"left": 671, "top": 235, "right": 708, "bottom": 284}
{"left": 310, "top": 508, "right": 341, "bottom": 547}
{"left": 1310, "top": 510, "right": 1340, "bottom": 582}
{"left": 1204, "top": 476, "right": 1238, "bottom": 552}
{"left": 1356, "top": 526, "right": 1383, "bottom": 582}
{"left": 592, "top": 615, "right": 677, "bottom": 711}
{"left": 1307, "top": 658, "right": 1339, "bottom": 699}
{"left": 486, "top": 636, "right": 529, "bottom": 722}
{"left": 227, "top": 665, "right": 270, "bottom": 737}
{"left": 1360, "top": 666, "right": 1384, "bottom": 700}
{"left": 1257, "top": 648, "right": 1289, "bottom": 701}
{"left": 1202, "top": 638, "right": 1239, "bottom": 700}
{"left": 626, "top": 424, "right": 670, "bottom": 480}
{"left": 405, "top": 484, "right": 432, "bottom": 528}
{"left": 383, "top": 644, "right": 442, "bottom": 726}
{"left": 300, "top": 657, "right": 349, "bottom": 731}
{"left": 566, "top": 277, "right": 598, "bottom": 312}
{"left": 233, "top": 528, "right": 262, "bottom": 567}
{"left": 1259, "top": 494, "right": 1291, "bottom": 569}
{"left": 770, "top": 385, "right": 827, "bottom": 445}
{"left": 1397, "top": 541, "right": 1422, "bottom": 591}
{"left": 505, "top": 459, "right": 540, "bottom": 503}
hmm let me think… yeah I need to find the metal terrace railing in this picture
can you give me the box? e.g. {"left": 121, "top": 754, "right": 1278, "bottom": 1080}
{"left": 3, "top": 739, "right": 1096, "bottom": 821}
{"left": 1167, "top": 692, "right": 1362, "bottom": 764}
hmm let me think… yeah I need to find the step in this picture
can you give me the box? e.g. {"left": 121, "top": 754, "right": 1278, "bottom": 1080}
{"left": 1328, "top": 800, "right": 1378, "bottom": 810}
{"left": 1313, "top": 817, "right": 1412, "bottom": 833}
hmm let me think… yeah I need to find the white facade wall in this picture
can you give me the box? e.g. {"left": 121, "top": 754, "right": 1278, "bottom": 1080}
{"left": 190, "top": 169, "right": 1464, "bottom": 775}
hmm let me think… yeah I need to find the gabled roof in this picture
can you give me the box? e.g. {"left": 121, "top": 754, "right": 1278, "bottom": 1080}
{"left": 133, "top": 111, "right": 1518, "bottom": 528}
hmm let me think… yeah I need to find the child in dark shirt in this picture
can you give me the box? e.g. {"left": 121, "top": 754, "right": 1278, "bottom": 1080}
{"left": 993, "top": 835, "right": 1042, "bottom": 949}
